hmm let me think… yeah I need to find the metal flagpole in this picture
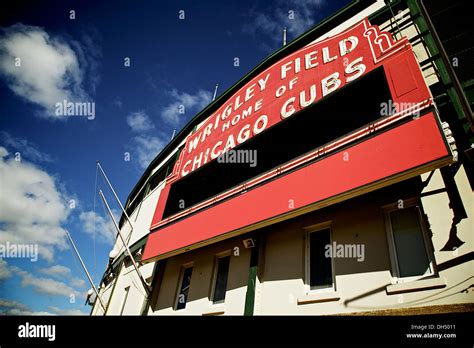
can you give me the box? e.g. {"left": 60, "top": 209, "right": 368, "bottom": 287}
{"left": 96, "top": 161, "right": 134, "bottom": 232}
{"left": 65, "top": 229, "right": 107, "bottom": 313}
{"left": 98, "top": 189, "right": 151, "bottom": 297}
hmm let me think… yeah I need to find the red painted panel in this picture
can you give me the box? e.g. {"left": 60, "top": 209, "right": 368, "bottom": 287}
{"left": 150, "top": 182, "right": 171, "bottom": 224}
{"left": 383, "top": 50, "right": 431, "bottom": 107}
{"left": 388, "top": 58, "right": 417, "bottom": 97}
{"left": 149, "top": 25, "right": 432, "bottom": 230}
{"left": 143, "top": 113, "right": 449, "bottom": 261}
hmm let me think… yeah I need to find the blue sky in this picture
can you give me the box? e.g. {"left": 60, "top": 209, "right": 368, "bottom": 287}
{"left": 0, "top": 0, "right": 349, "bottom": 315}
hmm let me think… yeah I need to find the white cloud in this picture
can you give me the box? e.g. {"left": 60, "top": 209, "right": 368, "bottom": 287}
{"left": 0, "top": 299, "right": 28, "bottom": 312}
{"left": 0, "top": 308, "right": 53, "bottom": 315}
{"left": 48, "top": 305, "right": 87, "bottom": 315}
{"left": 0, "top": 147, "right": 8, "bottom": 157}
{"left": 11, "top": 265, "right": 81, "bottom": 297}
{"left": 133, "top": 134, "right": 167, "bottom": 170}
{"left": 0, "top": 146, "right": 70, "bottom": 262}
{"left": 0, "top": 23, "right": 95, "bottom": 118}
{"left": 69, "top": 277, "right": 86, "bottom": 288}
{"left": 124, "top": 109, "right": 167, "bottom": 169}
{"left": 112, "top": 96, "right": 123, "bottom": 108}
{"left": 243, "top": 0, "right": 325, "bottom": 49}
{"left": 39, "top": 265, "right": 71, "bottom": 278}
{"left": 123, "top": 88, "right": 210, "bottom": 170}
{"left": 79, "top": 210, "right": 117, "bottom": 246}
{"left": 126, "top": 111, "right": 154, "bottom": 132}
{"left": 39, "top": 265, "right": 86, "bottom": 288}
{"left": 161, "top": 88, "right": 212, "bottom": 125}
{"left": 0, "top": 145, "right": 89, "bottom": 313}
{"left": 0, "top": 259, "right": 12, "bottom": 280}
{"left": 0, "top": 299, "right": 86, "bottom": 316}
{"left": 0, "top": 131, "right": 54, "bottom": 162}
{"left": 0, "top": 299, "right": 53, "bottom": 315}
{"left": 39, "top": 265, "right": 86, "bottom": 289}
{"left": 69, "top": 27, "right": 101, "bottom": 95}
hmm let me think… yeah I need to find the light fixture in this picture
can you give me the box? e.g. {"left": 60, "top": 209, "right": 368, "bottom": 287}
{"left": 243, "top": 238, "right": 255, "bottom": 249}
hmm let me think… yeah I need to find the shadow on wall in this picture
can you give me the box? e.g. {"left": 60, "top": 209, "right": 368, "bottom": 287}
{"left": 342, "top": 275, "right": 473, "bottom": 312}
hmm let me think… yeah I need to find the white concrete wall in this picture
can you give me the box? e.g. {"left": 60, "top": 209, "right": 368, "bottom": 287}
{"left": 104, "top": 261, "right": 154, "bottom": 315}
{"left": 128, "top": 181, "right": 164, "bottom": 247}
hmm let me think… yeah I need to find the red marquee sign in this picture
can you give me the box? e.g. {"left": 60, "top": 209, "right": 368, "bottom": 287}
{"left": 142, "top": 18, "right": 452, "bottom": 262}
{"left": 175, "top": 18, "right": 429, "bottom": 179}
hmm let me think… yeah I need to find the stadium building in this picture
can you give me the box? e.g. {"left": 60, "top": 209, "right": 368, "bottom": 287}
{"left": 90, "top": 0, "right": 473, "bottom": 316}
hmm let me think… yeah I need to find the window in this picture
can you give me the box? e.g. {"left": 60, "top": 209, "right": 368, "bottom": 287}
{"left": 385, "top": 202, "right": 435, "bottom": 281}
{"left": 175, "top": 265, "right": 193, "bottom": 310}
{"left": 211, "top": 255, "right": 231, "bottom": 304}
{"left": 306, "top": 227, "right": 335, "bottom": 292}
{"left": 120, "top": 286, "right": 130, "bottom": 315}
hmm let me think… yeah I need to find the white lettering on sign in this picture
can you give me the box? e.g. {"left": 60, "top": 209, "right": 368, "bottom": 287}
{"left": 178, "top": 19, "right": 391, "bottom": 178}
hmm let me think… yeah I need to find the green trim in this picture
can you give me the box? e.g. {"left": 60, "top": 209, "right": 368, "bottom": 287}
{"left": 461, "top": 79, "right": 474, "bottom": 89}
{"left": 115, "top": 235, "right": 147, "bottom": 267}
{"left": 99, "top": 235, "right": 149, "bottom": 286}
{"left": 244, "top": 265, "right": 257, "bottom": 316}
{"left": 463, "top": 86, "right": 474, "bottom": 106}
{"left": 244, "top": 236, "right": 260, "bottom": 316}
{"left": 406, "top": 0, "right": 469, "bottom": 133}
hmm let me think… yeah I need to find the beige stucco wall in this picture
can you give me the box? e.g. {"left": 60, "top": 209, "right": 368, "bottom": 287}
{"left": 95, "top": 260, "right": 154, "bottom": 316}
{"left": 149, "top": 236, "right": 251, "bottom": 315}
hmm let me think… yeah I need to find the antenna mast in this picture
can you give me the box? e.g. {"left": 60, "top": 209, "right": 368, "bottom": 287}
{"left": 65, "top": 230, "right": 107, "bottom": 313}
{"left": 213, "top": 84, "right": 219, "bottom": 101}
